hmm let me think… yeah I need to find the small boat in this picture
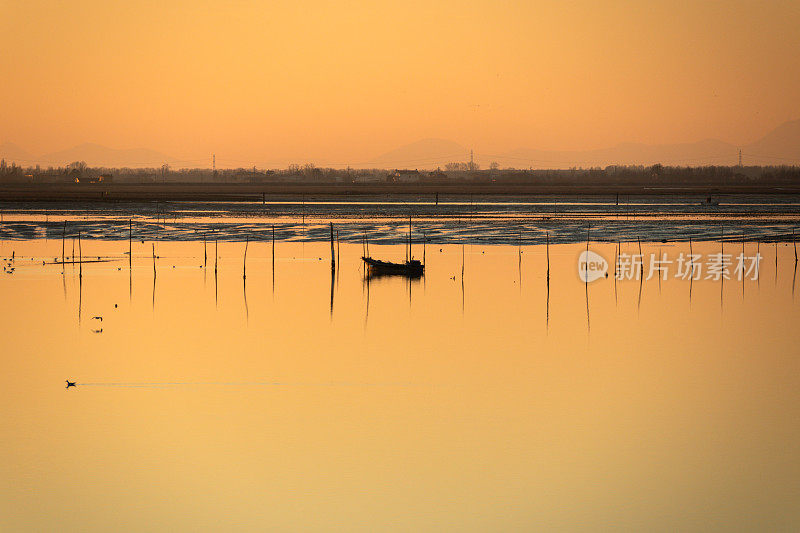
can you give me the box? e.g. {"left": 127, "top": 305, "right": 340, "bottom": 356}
{"left": 361, "top": 216, "right": 424, "bottom": 277}
{"left": 362, "top": 257, "right": 424, "bottom": 277}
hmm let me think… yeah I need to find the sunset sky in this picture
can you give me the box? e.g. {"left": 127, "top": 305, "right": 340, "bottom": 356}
{"left": 2, "top": 0, "right": 799, "bottom": 165}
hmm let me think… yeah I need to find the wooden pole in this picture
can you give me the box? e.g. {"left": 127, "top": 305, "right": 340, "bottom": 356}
{"left": 128, "top": 219, "right": 132, "bottom": 263}
{"left": 243, "top": 236, "right": 248, "bottom": 280}
{"left": 330, "top": 222, "right": 335, "bottom": 271}
{"left": 215, "top": 239, "right": 218, "bottom": 275}
{"left": 586, "top": 225, "right": 590, "bottom": 253}
{"left": 408, "top": 216, "right": 412, "bottom": 261}
{"left": 152, "top": 242, "right": 156, "bottom": 276}
{"left": 585, "top": 226, "right": 590, "bottom": 285}
{"left": 546, "top": 231, "right": 550, "bottom": 280}
{"left": 794, "top": 229, "right": 797, "bottom": 264}
{"left": 423, "top": 232, "right": 426, "bottom": 265}
{"left": 203, "top": 234, "right": 207, "bottom": 266}
{"left": 461, "top": 242, "right": 465, "bottom": 278}
{"left": 61, "top": 221, "right": 66, "bottom": 264}
{"left": 78, "top": 231, "right": 82, "bottom": 279}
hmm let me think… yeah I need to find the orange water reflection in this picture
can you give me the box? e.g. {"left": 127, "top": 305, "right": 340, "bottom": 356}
{"left": 1, "top": 239, "right": 799, "bottom": 530}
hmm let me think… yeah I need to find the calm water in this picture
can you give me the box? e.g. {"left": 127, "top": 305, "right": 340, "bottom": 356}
{"left": 1, "top": 234, "right": 799, "bottom": 531}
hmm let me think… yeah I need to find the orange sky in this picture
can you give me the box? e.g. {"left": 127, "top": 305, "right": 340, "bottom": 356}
{"left": 1, "top": 0, "right": 799, "bottom": 164}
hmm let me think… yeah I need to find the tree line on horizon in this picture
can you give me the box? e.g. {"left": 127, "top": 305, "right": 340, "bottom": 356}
{"left": 0, "top": 158, "right": 798, "bottom": 187}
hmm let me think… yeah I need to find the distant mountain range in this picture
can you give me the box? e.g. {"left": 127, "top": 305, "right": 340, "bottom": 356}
{"left": 2, "top": 120, "right": 799, "bottom": 169}
{"left": 0, "top": 142, "right": 176, "bottom": 168}
{"left": 369, "top": 120, "right": 800, "bottom": 169}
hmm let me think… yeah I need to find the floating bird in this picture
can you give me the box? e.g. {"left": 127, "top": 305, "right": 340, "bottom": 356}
{"left": 65, "top": 380, "right": 76, "bottom": 389}
{"left": 91, "top": 316, "right": 103, "bottom": 322}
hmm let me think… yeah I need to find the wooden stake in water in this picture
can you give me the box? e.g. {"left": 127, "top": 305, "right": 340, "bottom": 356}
{"left": 585, "top": 226, "right": 590, "bottom": 284}
{"left": 423, "top": 232, "right": 426, "bottom": 265}
{"left": 203, "top": 234, "right": 207, "bottom": 266}
{"left": 329, "top": 222, "right": 335, "bottom": 271}
{"left": 461, "top": 242, "right": 465, "bottom": 278}
{"left": 78, "top": 231, "right": 82, "bottom": 279}
{"left": 586, "top": 225, "right": 590, "bottom": 253}
{"left": 272, "top": 225, "right": 275, "bottom": 271}
{"left": 152, "top": 242, "right": 156, "bottom": 276}
{"left": 128, "top": 219, "right": 132, "bottom": 264}
{"left": 62, "top": 221, "right": 66, "bottom": 265}
{"left": 546, "top": 231, "right": 550, "bottom": 280}
{"left": 243, "top": 236, "right": 248, "bottom": 280}
{"left": 336, "top": 230, "right": 340, "bottom": 266}
{"left": 794, "top": 229, "right": 797, "bottom": 264}
{"left": 408, "top": 216, "right": 412, "bottom": 261}
{"left": 757, "top": 240, "right": 761, "bottom": 283}
{"left": 637, "top": 236, "right": 643, "bottom": 277}
{"left": 215, "top": 239, "right": 218, "bottom": 275}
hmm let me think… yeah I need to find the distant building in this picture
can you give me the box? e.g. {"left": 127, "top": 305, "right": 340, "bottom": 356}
{"left": 75, "top": 174, "right": 112, "bottom": 184}
{"left": 391, "top": 169, "right": 421, "bottom": 183}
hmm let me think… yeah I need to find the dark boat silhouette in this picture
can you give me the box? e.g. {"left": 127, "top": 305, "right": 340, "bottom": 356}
{"left": 361, "top": 216, "right": 424, "bottom": 277}
{"left": 362, "top": 257, "right": 424, "bottom": 277}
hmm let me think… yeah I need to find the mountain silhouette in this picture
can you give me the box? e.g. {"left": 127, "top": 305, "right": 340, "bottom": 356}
{"left": 367, "top": 138, "right": 468, "bottom": 168}
{"left": 370, "top": 120, "right": 800, "bottom": 169}
{"left": 743, "top": 119, "right": 800, "bottom": 164}
{"left": 0, "top": 142, "right": 36, "bottom": 164}
{"left": 500, "top": 138, "right": 738, "bottom": 168}
{"left": 39, "top": 143, "right": 175, "bottom": 168}
{"left": 1, "top": 120, "right": 798, "bottom": 169}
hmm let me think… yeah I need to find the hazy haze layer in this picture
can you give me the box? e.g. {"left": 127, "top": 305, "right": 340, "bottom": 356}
{"left": 1, "top": 0, "right": 799, "bottom": 166}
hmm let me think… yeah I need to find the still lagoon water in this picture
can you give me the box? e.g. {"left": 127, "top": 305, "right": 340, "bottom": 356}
{"left": 1, "top": 217, "right": 799, "bottom": 530}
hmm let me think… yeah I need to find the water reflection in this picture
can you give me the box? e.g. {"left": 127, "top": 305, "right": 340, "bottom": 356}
{"left": 2, "top": 238, "right": 800, "bottom": 530}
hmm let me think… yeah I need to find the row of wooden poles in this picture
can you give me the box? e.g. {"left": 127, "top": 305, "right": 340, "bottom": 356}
{"left": 55, "top": 219, "right": 796, "bottom": 281}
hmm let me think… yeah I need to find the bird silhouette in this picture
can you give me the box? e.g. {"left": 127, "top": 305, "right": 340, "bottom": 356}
{"left": 65, "top": 380, "right": 76, "bottom": 389}
{"left": 91, "top": 316, "right": 103, "bottom": 322}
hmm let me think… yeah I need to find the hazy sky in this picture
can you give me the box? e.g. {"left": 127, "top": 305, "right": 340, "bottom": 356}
{"left": 2, "top": 0, "right": 799, "bottom": 164}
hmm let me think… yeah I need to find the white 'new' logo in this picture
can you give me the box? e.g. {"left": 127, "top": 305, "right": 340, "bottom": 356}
{"left": 578, "top": 250, "right": 608, "bottom": 282}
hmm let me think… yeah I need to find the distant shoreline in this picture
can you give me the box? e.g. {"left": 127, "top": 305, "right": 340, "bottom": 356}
{"left": 2, "top": 183, "right": 800, "bottom": 202}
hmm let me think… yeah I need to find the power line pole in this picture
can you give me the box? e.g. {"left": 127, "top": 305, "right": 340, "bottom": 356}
{"left": 738, "top": 148, "right": 742, "bottom": 167}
